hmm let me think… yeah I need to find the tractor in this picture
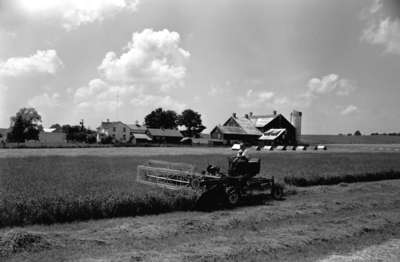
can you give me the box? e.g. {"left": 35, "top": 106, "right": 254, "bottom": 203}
{"left": 137, "top": 157, "right": 284, "bottom": 209}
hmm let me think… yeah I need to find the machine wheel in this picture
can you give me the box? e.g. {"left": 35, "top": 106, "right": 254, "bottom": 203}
{"left": 190, "top": 177, "right": 202, "bottom": 190}
{"left": 226, "top": 187, "right": 240, "bottom": 206}
{"left": 271, "top": 185, "right": 284, "bottom": 200}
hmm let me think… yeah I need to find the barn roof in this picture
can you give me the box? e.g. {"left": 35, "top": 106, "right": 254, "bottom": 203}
{"left": 98, "top": 121, "right": 129, "bottom": 130}
{"left": 213, "top": 125, "right": 261, "bottom": 136}
{"left": 147, "top": 128, "right": 183, "bottom": 138}
{"left": 232, "top": 117, "right": 263, "bottom": 135}
{"left": 127, "top": 124, "right": 147, "bottom": 133}
{"left": 133, "top": 133, "right": 152, "bottom": 141}
{"left": 249, "top": 114, "right": 279, "bottom": 128}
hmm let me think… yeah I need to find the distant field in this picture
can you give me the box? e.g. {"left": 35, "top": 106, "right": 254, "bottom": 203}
{"left": 2, "top": 143, "right": 400, "bottom": 159}
{"left": 301, "top": 134, "right": 400, "bottom": 144}
{"left": 1, "top": 151, "right": 400, "bottom": 227}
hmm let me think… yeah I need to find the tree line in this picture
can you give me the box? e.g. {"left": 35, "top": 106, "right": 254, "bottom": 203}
{"left": 144, "top": 108, "right": 205, "bottom": 137}
{"left": 4, "top": 107, "right": 205, "bottom": 143}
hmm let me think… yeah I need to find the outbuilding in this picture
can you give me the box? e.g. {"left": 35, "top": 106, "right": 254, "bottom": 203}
{"left": 146, "top": 128, "right": 183, "bottom": 144}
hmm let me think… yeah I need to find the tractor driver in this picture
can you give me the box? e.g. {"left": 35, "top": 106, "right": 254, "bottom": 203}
{"left": 236, "top": 143, "right": 250, "bottom": 160}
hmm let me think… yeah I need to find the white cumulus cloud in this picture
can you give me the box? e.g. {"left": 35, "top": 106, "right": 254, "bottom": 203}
{"left": 361, "top": 0, "right": 400, "bottom": 54}
{"left": 98, "top": 28, "right": 190, "bottom": 91}
{"left": 0, "top": 50, "right": 63, "bottom": 77}
{"left": 17, "top": 0, "right": 139, "bottom": 31}
{"left": 28, "top": 93, "right": 61, "bottom": 108}
{"left": 130, "top": 94, "right": 186, "bottom": 112}
{"left": 238, "top": 89, "right": 275, "bottom": 108}
{"left": 0, "top": 84, "right": 9, "bottom": 126}
{"left": 306, "top": 74, "right": 357, "bottom": 97}
{"left": 71, "top": 28, "right": 189, "bottom": 122}
{"left": 74, "top": 78, "right": 137, "bottom": 110}
{"left": 341, "top": 105, "right": 358, "bottom": 115}
{"left": 362, "top": 18, "right": 400, "bottom": 54}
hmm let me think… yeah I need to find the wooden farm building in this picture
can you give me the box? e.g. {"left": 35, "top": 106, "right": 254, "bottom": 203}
{"left": 210, "top": 111, "right": 300, "bottom": 146}
{"left": 146, "top": 128, "right": 183, "bottom": 144}
{"left": 128, "top": 123, "right": 152, "bottom": 143}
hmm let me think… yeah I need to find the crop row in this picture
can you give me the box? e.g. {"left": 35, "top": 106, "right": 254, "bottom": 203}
{"left": 0, "top": 190, "right": 197, "bottom": 228}
{"left": 284, "top": 170, "right": 400, "bottom": 187}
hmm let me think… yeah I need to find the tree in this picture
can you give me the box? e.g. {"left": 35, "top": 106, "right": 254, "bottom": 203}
{"left": 177, "top": 109, "right": 206, "bottom": 137}
{"left": 354, "top": 130, "right": 362, "bottom": 136}
{"left": 61, "top": 124, "right": 96, "bottom": 143}
{"left": 50, "top": 123, "right": 62, "bottom": 132}
{"left": 145, "top": 108, "right": 178, "bottom": 129}
{"left": 7, "top": 108, "right": 42, "bottom": 142}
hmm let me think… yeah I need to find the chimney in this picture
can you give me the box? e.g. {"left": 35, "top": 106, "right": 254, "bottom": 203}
{"left": 249, "top": 112, "right": 253, "bottom": 117}
{"left": 106, "top": 118, "right": 110, "bottom": 123}
{"left": 232, "top": 112, "right": 237, "bottom": 118}
{"left": 273, "top": 110, "right": 277, "bottom": 115}
{"left": 244, "top": 114, "right": 249, "bottom": 119}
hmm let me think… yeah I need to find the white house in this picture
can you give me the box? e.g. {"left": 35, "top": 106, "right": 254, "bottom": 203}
{"left": 97, "top": 120, "right": 132, "bottom": 143}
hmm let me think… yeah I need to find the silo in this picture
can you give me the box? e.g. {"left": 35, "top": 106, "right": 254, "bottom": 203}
{"left": 290, "top": 110, "right": 302, "bottom": 143}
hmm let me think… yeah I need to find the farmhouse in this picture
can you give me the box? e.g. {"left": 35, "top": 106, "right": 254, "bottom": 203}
{"left": 146, "top": 128, "right": 183, "bottom": 144}
{"left": 210, "top": 110, "right": 301, "bottom": 145}
{"left": 97, "top": 120, "right": 132, "bottom": 143}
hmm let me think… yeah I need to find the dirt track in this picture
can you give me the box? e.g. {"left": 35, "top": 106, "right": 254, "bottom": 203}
{"left": 2, "top": 180, "right": 400, "bottom": 261}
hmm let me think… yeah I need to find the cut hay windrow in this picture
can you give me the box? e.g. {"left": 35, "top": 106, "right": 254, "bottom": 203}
{"left": 284, "top": 170, "right": 400, "bottom": 187}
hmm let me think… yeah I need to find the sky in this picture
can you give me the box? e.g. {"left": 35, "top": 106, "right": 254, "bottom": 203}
{"left": 0, "top": 0, "right": 399, "bottom": 134}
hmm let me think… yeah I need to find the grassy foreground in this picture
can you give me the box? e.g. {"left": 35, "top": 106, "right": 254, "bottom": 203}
{"left": 1, "top": 152, "right": 400, "bottom": 227}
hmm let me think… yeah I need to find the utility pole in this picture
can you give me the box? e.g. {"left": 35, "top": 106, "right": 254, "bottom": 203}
{"left": 80, "top": 119, "right": 84, "bottom": 131}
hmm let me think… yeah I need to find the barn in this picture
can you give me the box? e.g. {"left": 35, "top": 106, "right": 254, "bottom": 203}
{"left": 210, "top": 111, "right": 301, "bottom": 146}
{"left": 146, "top": 128, "right": 183, "bottom": 144}
{"left": 210, "top": 113, "right": 262, "bottom": 145}
{"left": 251, "top": 112, "right": 297, "bottom": 146}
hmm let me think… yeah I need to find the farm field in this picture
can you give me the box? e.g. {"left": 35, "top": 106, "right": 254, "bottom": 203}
{"left": 301, "top": 134, "right": 400, "bottom": 144}
{"left": 2, "top": 143, "right": 400, "bottom": 158}
{"left": 0, "top": 147, "right": 400, "bottom": 260}
{"left": 0, "top": 147, "right": 400, "bottom": 228}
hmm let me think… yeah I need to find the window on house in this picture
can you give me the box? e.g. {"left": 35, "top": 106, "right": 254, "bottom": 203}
{"left": 123, "top": 127, "right": 126, "bottom": 132}
{"left": 123, "top": 134, "right": 126, "bottom": 140}
{"left": 113, "top": 127, "right": 116, "bottom": 132}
